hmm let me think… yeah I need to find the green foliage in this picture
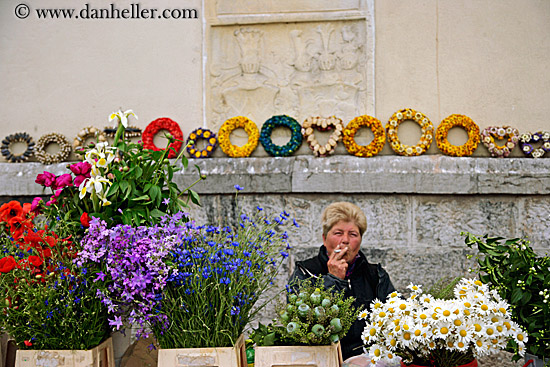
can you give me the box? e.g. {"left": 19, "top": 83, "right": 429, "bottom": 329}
{"left": 463, "top": 232, "right": 550, "bottom": 360}
{"left": 254, "top": 278, "right": 357, "bottom": 346}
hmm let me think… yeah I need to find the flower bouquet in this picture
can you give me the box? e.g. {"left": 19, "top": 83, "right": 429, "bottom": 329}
{"left": 361, "top": 279, "right": 527, "bottom": 367}
{"left": 76, "top": 187, "right": 296, "bottom": 350}
{"left": 252, "top": 278, "right": 358, "bottom": 346}
{"left": 33, "top": 109, "right": 203, "bottom": 237}
{"left": 0, "top": 201, "right": 109, "bottom": 350}
{"left": 464, "top": 233, "right": 550, "bottom": 365}
{"left": 251, "top": 278, "right": 356, "bottom": 367}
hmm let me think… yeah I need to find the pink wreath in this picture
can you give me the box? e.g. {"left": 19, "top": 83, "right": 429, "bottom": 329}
{"left": 142, "top": 118, "right": 183, "bottom": 158}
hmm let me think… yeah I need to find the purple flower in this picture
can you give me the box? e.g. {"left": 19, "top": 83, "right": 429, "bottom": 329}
{"left": 35, "top": 171, "right": 56, "bottom": 187}
{"left": 94, "top": 271, "right": 106, "bottom": 282}
{"left": 162, "top": 198, "right": 170, "bottom": 205}
{"left": 108, "top": 316, "right": 123, "bottom": 330}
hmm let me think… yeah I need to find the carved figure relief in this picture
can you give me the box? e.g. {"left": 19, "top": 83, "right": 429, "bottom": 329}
{"left": 209, "top": 21, "right": 367, "bottom": 129}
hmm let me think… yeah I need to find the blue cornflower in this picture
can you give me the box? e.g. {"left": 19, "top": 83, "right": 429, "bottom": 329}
{"left": 234, "top": 184, "right": 244, "bottom": 191}
{"left": 293, "top": 219, "right": 300, "bottom": 228}
{"left": 280, "top": 251, "right": 289, "bottom": 258}
{"left": 256, "top": 206, "right": 263, "bottom": 211}
{"left": 220, "top": 277, "right": 231, "bottom": 285}
{"left": 230, "top": 306, "right": 240, "bottom": 315}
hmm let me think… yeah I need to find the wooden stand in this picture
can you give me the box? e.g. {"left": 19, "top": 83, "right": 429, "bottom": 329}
{"left": 254, "top": 342, "right": 343, "bottom": 367}
{"left": 157, "top": 335, "right": 246, "bottom": 367}
{"left": 15, "top": 338, "right": 114, "bottom": 367}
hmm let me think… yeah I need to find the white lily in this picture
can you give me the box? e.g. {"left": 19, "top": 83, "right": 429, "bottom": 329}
{"left": 109, "top": 109, "right": 138, "bottom": 128}
{"left": 79, "top": 175, "right": 111, "bottom": 199}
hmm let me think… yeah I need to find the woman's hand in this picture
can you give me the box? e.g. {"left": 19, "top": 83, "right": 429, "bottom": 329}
{"left": 327, "top": 245, "right": 348, "bottom": 280}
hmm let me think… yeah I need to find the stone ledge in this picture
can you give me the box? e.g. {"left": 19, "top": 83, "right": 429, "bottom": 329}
{"left": 1, "top": 155, "right": 549, "bottom": 196}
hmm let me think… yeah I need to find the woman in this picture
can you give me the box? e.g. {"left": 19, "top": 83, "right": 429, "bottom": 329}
{"left": 289, "top": 201, "right": 395, "bottom": 361}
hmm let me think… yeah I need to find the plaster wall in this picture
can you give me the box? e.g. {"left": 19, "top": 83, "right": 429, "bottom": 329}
{"left": 0, "top": 0, "right": 549, "bottom": 160}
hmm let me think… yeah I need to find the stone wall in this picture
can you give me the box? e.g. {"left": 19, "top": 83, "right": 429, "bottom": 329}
{"left": 1, "top": 155, "right": 547, "bottom": 366}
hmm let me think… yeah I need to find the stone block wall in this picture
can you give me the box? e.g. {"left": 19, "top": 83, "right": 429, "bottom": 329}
{"left": 0, "top": 155, "right": 548, "bottom": 366}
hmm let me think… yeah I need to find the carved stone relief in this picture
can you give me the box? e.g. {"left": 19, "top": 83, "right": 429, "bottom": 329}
{"left": 207, "top": 20, "right": 369, "bottom": 130}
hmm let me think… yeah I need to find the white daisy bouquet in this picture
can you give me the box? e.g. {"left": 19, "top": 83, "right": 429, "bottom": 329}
{"left": 361, "top": 278, "right": 528, "bottom": 367}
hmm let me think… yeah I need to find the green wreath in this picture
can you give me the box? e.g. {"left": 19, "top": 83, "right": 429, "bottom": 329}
{"left": 259, "top": 115, "right": 303, "bottom": 157}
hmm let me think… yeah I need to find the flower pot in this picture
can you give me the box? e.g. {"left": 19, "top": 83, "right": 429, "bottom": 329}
{"left": 157, "top": 334, "right": 246, "bottom": 367}
{"left": 525, "top": 353, "right": 547, "bottom": 367}
{"left": 14, "top": 337, "right": 114, "bottom": 367}
{"left": 254, "top": 342, "right": 343, "bottom": 367}
{"left": 400, "top": 359, "right": 477, "bottom": 367}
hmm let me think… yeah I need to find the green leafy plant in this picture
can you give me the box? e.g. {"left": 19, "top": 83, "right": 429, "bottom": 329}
{"left": 253, "top": 278, "right": 357, "bottom": 346}
{"left": 463, "top": 232, "right": 550, "bottom": 361}
{"left": 33, "top": 109, "right": 204, "bottom": 236}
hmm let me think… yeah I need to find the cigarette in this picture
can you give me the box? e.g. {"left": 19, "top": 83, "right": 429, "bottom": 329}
{"left": 334, "top": 249, "right": 342, "bottom": 253}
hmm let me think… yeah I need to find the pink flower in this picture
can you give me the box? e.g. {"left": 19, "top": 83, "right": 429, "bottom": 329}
{"left": 35, "top": 171, "right": 56, "bottom": 187}
{"left": 70, "top": 161, "right": 92, "bottom": 176}
{"left": 30, "top": 197, "right": 43, "bottom": 213}
{"left": 46, "top": 196, "right": 57, "bottom": 206}
{"left": 70, "top": 162, "right": 92, "bottom": 187}
{"left": 53, "top": 174, "right": 73, "bottom": 190}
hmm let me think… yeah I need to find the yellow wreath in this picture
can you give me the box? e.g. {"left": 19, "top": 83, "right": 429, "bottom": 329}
{"left": 342, "top": 115, "right": 386, "bottom": 157}
{"left": 386, "top": 108, "right": 433, "bottom": 156}
{"left": 218, "top": 116, "right": 259, "bottom": 158}
{"left": 435, "top": 115, "right": 480, "bottom": 157}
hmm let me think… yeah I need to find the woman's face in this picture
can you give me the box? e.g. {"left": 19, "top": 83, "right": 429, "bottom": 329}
{"left": 323, "top": 220, "right": 362, "bottom": 263}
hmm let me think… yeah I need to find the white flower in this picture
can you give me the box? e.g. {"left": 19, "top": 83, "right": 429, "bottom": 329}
{"left": 109, "top": 109, "right": 138, "bottom": 128}
{"left": 358, "top": 309, "right": 369, "bottom": 320}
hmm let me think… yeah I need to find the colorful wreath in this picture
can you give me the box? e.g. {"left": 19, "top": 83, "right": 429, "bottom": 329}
{"left": 103, "top": 126, "right": 142, "bottom": 139}
{"left": 386, "top": 108, "right": 433, "bottom": 156}
{"left": 259, "top": 115, "right": 303, "bottom": 157}
{"left": 142, "top": 118, "right": 183, "bottom": 159}
{"left": 518, "top": 131, "right": 550, "bottom": 158}
{"left": 35, "top": 132, "right": 72, "bottom": 164}
{"left": 301, "top": 116, "right": 344, "bottom": 157}
{"left": 435, "top": 114, "right": 480, "bottom": 157}
{"left": 1, "top": 132, "right": 35, "bottom": 163}
{"left": 186, "top": 128, "right": 218, "bottom": 158}
{"left": 218, "top": 116, "right": 260, "bottom": 158}
{"left": 73, "top": 126, "right": 108, "bottom": 154}
{"left": 342, "top": 115, "right": 385, "bottom": 157}
{"left": 480, "top": 126, "right": 519, "bottom": 158}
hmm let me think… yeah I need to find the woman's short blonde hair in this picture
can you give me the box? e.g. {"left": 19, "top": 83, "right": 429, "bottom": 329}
{"left": 321, "top": 202, "right": 367, "bottom": 238}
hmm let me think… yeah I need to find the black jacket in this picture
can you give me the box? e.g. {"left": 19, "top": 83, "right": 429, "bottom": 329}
{"left": 288, "top": 246, "right": 395, "bottom": 360}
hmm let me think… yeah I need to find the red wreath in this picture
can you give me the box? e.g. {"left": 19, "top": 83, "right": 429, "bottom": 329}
{"left": 142, "top": 117, "right": 183, "bottom": 158}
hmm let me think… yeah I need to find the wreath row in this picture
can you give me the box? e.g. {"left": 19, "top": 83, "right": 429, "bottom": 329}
{"left": 3, "top": 111, "right": 549, "bottom": 163}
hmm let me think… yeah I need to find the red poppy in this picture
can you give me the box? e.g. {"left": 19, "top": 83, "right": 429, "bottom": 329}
{"left": 8, "top": 216, "right": 32, "bottom": 240}
{"left": 28, "top": 256, "right": 43, "bottom": 267}
{"left": 24, "top": 340, "right": 32, "bottom": 347}
{"left": 0, "top": 256, "right": 16, "bottom": 273}
{"left": 80, "top": 212, "right": 91, "bottom": 227}
{"left": 0, "top": 201, "right": 23, "bottom": 223}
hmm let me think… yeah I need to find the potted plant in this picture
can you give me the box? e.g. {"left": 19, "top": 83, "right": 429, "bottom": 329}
{"left": 0, "top": 201, "right": 113, "bottom": 367}
{"left": 361, "top": 278, "right": 527, "bottom": 367}
{"left": 463, "top": 233, "right": 550, "bottom": 367}
{"left": 77, "top": 186, "right": 297, "bottom": 367}
{"left": 251, "top": 278, "right": 358, "bottom": 367}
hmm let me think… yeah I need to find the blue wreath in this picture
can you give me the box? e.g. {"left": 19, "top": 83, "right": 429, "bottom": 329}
{"left": 260, "top": 115, "right": 303, "bottom": 157}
